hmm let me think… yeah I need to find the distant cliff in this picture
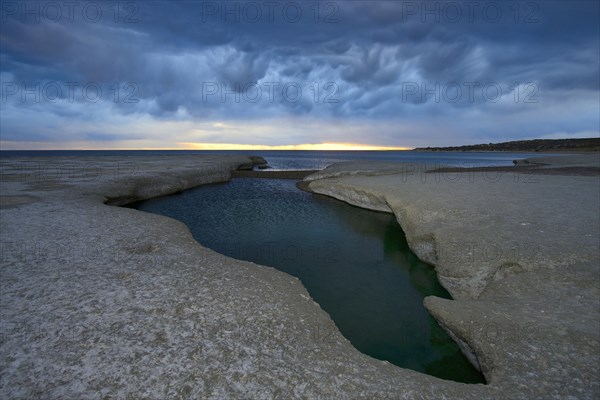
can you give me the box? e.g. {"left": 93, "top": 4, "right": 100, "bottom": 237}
{"left": 414, "top": 138, "right": 600, "bottom": 152}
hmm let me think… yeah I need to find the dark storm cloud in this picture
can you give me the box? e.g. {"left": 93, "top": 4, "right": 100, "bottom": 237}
{"left": 0, "top": 0, "right": 598, "bottom": 145}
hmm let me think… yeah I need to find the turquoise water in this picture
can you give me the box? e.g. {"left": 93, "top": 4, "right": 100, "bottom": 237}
{"left": 135, "top": 178, "right": 485, "bottom": 383}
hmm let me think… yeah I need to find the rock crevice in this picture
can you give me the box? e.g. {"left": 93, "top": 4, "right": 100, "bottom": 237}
{"left": 305, "top": 157, "right": 599, "bottom": 399}
{"left": 1, "top": 155, "right": 501, "bottom": 399}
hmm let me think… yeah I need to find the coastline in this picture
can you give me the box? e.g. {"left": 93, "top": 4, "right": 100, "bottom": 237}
{"left": 304, "top": 154, "right": 599, "bottom": 398}
{"left": 1, "top": 154, "right": 598, "bottom": 398}
{"left": 409, "top": 149, "right": 600, "bottom": 154}
{"left": 0, "top": 155, "right": 492, "bottom": 399}
{"left": 411, "top": 138, "right": 600, "bottom": 153}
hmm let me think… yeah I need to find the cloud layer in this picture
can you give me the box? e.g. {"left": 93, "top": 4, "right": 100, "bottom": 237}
{"left": 1, "top": 0, "right": 598, "bottom": 148}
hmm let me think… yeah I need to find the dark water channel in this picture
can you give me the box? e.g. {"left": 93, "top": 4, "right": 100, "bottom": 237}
{"left": 134, "top": 178, "right": 485, "bottom": 383}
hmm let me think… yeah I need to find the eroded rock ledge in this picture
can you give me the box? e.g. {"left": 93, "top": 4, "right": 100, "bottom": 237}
{"left": 2, "top": 155, "right": 494, "bottom": 400}
{"left": 305, "top": 156, "right": 599, "bottom": 399}
{"left": 1, "top": 154, "right": 597, "bottom": 399}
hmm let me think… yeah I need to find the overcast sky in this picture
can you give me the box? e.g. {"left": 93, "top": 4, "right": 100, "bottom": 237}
{"left": 1, "top": 0, "right": 598, "bottom": 149}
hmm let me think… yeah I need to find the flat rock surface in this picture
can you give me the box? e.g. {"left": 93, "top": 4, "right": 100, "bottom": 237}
{"left": 306, "top": 155, "right": 600, "bottom": 399}
{"left": 515, "top": 153, "right": 600, "bottom": 167}
{"left": 1, "top": 155, "right": 499, "bottom": 399}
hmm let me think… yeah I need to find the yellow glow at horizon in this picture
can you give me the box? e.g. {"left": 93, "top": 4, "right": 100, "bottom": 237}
{"left": 179, "top": 142, "right": 413, "bottom": 151}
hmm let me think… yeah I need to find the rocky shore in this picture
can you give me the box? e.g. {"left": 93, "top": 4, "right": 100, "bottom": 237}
{"left": 304, "top": 154, "right": 599, "bottom": 399}
{"left": 1, "top": 154, "right": 598, "bottom": 399}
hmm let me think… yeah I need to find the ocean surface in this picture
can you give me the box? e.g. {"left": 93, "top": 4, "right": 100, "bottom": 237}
{"left": 0, "top": 150, "right": 549, "bottom": 170}
{"left": 135, "top": 178, "right": 486, "bottom": 383}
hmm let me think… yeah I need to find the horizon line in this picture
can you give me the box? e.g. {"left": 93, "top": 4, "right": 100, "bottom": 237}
{"left": 0, "top": 142, "right": 416, "bottom": 151}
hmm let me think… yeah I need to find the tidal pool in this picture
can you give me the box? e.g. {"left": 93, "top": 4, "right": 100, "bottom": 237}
{"left": 134, "top": 178, "right": 485, "bottom": 383}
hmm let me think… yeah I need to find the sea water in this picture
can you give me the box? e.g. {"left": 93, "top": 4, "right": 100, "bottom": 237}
{"left": 0, "top": 149, "right": 545, "bottom": 170}
{"left": 134, "top": 178, "right": 486, "bottom": 383}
